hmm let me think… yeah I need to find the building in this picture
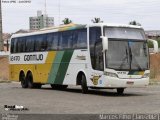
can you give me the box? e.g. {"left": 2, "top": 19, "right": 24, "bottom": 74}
{"left": 29, "top": 11, "right": 54, "bottom": 30}
{"left": 145, "top": 30, "right": 160, "bottom": 40}
{"left": 2, "top": 33, "right": 11, "bottom": 52}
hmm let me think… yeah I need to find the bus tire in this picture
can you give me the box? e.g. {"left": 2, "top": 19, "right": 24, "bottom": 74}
{"left": 20, "top": 72, "right": 28, "bottom": 88}
{"left": 117, "top": 88, "right": 124, "bottom": 95}
{"left": 81, "top": 74, "right": 88, "bottom": 94}
{"left": 27, "top": 72, "right": 34, "bottom": 88}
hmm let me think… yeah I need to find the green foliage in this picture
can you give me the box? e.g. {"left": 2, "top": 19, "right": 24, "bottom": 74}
{"left": 147, "top": 38, "right": 160, "bottom": 48}
{"left": 91, "top": 18, "right": 103, "bottom": 23}
{"left": 62, "top": 18, "right": 72, "bottom": 25}
{"left": 148, "top": 41, "right": 153, "bottom": 48}
{"left": 129, "top": 20, "right": 141, "bottom": 26}
{"left": 157, "top": 39, "right": 160, "bottom": 48}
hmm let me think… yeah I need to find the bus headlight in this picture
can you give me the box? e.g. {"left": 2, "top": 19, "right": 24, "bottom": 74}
{"left": 104, "top": 72, "right": 118, "bottom": 78}
{"left": 142, "top": 73, "right": 150, "bottom": 78}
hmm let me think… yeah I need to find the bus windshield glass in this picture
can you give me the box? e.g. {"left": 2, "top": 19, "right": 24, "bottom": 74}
{"left": 104, "top": 27, "right": 149, "bottom": 71}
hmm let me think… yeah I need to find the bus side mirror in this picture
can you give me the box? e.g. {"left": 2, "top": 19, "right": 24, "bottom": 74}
{"left": 148, "top": 39, "right": 158, "bottom": 54}
{"left": 100, "top": 36, "right": 108, "bottom": 52}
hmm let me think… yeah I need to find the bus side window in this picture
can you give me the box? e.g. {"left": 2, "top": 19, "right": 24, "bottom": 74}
{"left": 77, "top": 29, "right": 87, "bottom": 49}
{"left": 72, "top": 31, "right": 78, "bottom": 49}
{"left": 26, "top": 36, "right": 35, "bottom": 52}
{"left": 17, "top": 38, "right": 21, "bottom": 53}
{"left": 21, "top": 38, "right": 26, "bottom": 52}
{"left": 41, "top": 36, "right": 47, "bottom": 51}
{"left": 35, "top": 35, "right": 47, "bottom": 51}
{"left": 17, "top": 38, "right": 26, "bottom": 53}
{"left": 60, "top": 31, "right": 73, "bottom": 50}
{"left": 11, "top": 39, "right": 14, "bottom": 53}
{"left": 35, "top": 36, "right": 41, "bottom": 51}
{"left": 47, "top": 33, "right": 58, "bottom": 51}
{"left": 72, "top": 29, "right": 87, "bottom": 49}
{"left": 89, "top": 27, "right": 102, "bottom": 70}
{"left": 53, "top": 33, "right": 58, "bottom": 50}
{"left": 13, "top": 38, "right": 18, "bottom": 53}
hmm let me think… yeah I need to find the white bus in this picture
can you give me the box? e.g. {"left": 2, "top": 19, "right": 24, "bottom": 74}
{"left": 9, "top": 23, "right": 158, "bottom": 94}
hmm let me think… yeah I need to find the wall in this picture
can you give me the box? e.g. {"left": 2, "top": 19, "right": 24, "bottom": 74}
{"left": 0, "top": 56, "right": 9, "bottom": 80}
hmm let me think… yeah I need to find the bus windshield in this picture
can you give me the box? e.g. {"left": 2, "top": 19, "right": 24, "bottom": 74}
{"left": 104, "top": 27, "right": 149, "bottom": 71}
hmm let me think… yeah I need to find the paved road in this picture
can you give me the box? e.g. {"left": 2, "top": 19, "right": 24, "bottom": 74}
{"left": 0, "top": 82, "right": 160, "bottom": 114}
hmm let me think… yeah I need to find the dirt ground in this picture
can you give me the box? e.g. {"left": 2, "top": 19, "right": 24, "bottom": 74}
{"left": 0, "top": 54, "right": 160, "bottom": 81}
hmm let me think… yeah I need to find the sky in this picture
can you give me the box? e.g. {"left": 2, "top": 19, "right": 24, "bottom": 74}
{"left": 1, "top": 0, "right": 160, "bottom": 33}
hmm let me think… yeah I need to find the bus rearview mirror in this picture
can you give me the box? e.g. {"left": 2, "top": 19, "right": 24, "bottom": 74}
{"left": 101, "top": 36, "right": 108, "bottom": 51}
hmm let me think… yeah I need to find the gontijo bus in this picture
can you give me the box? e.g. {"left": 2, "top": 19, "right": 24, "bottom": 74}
{"left": 9, "top": 23, "right": 158, "bottom": 94}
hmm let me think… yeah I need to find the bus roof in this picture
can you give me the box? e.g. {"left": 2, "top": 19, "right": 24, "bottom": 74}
{"left": 11, "top": 23, "right": 143, "bottom": 38}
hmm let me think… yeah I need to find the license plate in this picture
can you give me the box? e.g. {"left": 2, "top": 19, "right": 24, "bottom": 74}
{"left": 126, "top": 81, "right": 134, "bottom": 85}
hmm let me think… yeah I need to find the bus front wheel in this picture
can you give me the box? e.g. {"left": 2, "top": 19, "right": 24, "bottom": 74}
{"left": 81, "top": 75, "right": 88, "bottom": 94}
{"left": 117, "top": 88, "right": 124, "bottom": 95}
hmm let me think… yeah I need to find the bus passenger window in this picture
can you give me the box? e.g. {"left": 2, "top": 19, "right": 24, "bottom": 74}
{"left": 13, "top": 38, "right": 18, "bottom": 53}
{"left": 60, "top": 31, "right": 73, "bottom": 49}
{"left": 72, "top": 29, "right": 87, "bottom": 49}
{"left": 35, "top": 35, "right": 47, "bottom": 51}
{"left": 10, "top": 39, "right": 14, "bottom": 53}
{"left": 41, "top": 39, "right": 47, "bottom": 51}
{"left": 77, "top": 29, "right": 87, "bottom": 49}
{"left": 17, "top": 38, "right": 25, "bottom": 53}
{"left": 47, "top": 33, "right": 58, "bottom": 50}
{"left": 26, "top": 37, "right": 35, "bottom": 52}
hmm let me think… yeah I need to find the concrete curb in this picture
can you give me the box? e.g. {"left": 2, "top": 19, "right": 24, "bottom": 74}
{"left": 0, "top": 80, "right": 11, "bottom": 83}
{"left": 149, "top": 81, "right": 160, "bottom": 85}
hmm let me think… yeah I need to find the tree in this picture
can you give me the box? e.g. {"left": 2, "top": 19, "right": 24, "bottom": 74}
{"left": 91, "top": 17, "right": 103, "bottom": 23}
{"left": 62, "top": 18, "right": 72, "bottom": 25}
{"left": 129, "top": 20, "right": 141, "bottom": 26}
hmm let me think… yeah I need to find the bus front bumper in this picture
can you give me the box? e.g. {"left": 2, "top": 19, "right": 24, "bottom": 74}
{"left": 103, "top": 76, "right": 149, "bottom": 88}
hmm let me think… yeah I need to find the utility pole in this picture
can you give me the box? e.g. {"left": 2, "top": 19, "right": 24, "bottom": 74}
{"left": 0, "top": 0, "right": 3, "bottom": 51}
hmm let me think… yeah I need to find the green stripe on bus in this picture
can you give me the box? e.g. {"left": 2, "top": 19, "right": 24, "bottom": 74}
{"left": 48, "top": 51, "right": 64, "bottom": 84}
{"left": 54, "top": 50, "right": 74, "bottom": 84}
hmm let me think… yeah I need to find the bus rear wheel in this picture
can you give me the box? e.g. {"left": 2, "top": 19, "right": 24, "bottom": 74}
{"left": 81, "top": 75, "right": 88, "bottom": 94}
{"left": 117, "top": 88, "right": 124, "bottom": 95}
{"left": 27, "top": 73, "right": 41, "bottom": 89}
{"left": 20, "top": 72, "right": 28, "bottom": 88}
{"left": 27, "top": 73, "right": 34, "bottom": 88}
